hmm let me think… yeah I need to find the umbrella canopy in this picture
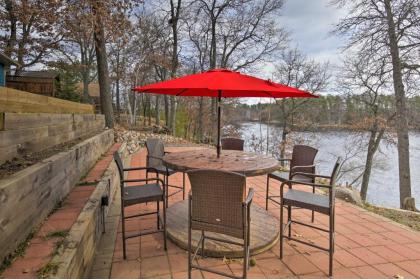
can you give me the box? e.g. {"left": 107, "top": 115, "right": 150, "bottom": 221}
{"left": 134, "top": 68, "right": 317, "bottom": 157}
{"left": 134, "top": 68, "right": 314, "bottom": 98}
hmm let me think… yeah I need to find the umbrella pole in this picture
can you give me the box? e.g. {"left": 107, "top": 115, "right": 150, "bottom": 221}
{"left": 217, "top": 90, "right": 222, "bottom": 158}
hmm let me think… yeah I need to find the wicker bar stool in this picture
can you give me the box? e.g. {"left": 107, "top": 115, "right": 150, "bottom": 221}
{"left": 279, "top": 158, "right": 341, "bottom": 277}
{"left": 266, "top": 145, "right": 318, "bottom": 220}
{"left": 221, "top": 137, "right": 245, "bottom": 151}
{"left": 113, "top": 152, "right": 167, "bottom": 259}
{"left": 145, "top": 138, "right": 185, "bottom": 208}
{"left": 187, "top": 169, "right": 254, "bottom": 279}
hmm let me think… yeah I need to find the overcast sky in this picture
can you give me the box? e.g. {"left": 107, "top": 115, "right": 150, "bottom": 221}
{"left": 278, "top": 0, "right": 347, "bottom": 66}
{"left": 244, "top": 0, "right": 347, "bottom": 104}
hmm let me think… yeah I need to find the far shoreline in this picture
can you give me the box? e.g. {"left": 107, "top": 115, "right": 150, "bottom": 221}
{"left": 236, "top": 120, "right": 420, "bottom": 133}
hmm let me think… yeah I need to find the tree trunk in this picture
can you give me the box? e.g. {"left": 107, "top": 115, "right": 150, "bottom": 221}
{"left": 82, "top": 71, "right": 91, "bottom": 103}
{"left": 115, "top": 51, "right": 120, "bottom": 121}
{"left": 155, "top": 95, "right": 160, "bottom": 125}
{"left": 209, "top": 16, "right": 217, "bottom": 69}
{"left": 116, "top": 78, "right": 120, "bottom": 121}
{"left": 210, "top": 99, "right": 217, "bottom": 144}
{"left": 143, "top": 95, "right": 147, "bottom": 126}
{"left": 148, "top": 95, "right": 152, "bottom": 126}
{"left": 169, "top": 96, "right": 176, "bottom": 134}
{"left": 384, "top": 0, "right": 412, "bottom": 209}
{"left": 164, "top": 95, "right": 169, "bottom": 127}
{"left": 280, "top": 122, "right": 288, "bottom": 164}
{"left": 126, "top": 91, "right": 133, "bottom": 126}
{"left": 79, "top": 41, "right": 92, "bottom": 104}
{"left": 360, "top": 131, "right": 376, "bottom": 201}
{"left": 169, "top": 0, "right": 181, "bottom": 135}
{"left": 133, "top": 94, "right": 139, "bottom": 126}
{"left": 4, "top": 0, "right": 17, "bottom": 58}
{"left": 131, "top": 92, "right": 137, "bottom": 122}
{"left": 360, "top": 126, "right": 384, "bottom": 201}
{"left": 209, "top": 16, "right": 217, "bottom": 143}
{"left": 279, "top": 99, "right": 289, "bottom": 164}
{"left": 92, "top": 1, "right": 114, "bottom": 128}
{"left": 197, "top": 97, "right": 204, "bottom": 142}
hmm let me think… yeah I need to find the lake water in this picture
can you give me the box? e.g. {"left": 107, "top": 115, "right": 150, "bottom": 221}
{"left": 238, "top": 122, "right": 420, "bottom": 208}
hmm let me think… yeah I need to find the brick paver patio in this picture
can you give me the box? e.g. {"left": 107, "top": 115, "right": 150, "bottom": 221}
{"left": 93, "top": 147, "right": 420, "bottom": 279}
{"left": 0, "top": 143, "right": 121, "bottom": 279}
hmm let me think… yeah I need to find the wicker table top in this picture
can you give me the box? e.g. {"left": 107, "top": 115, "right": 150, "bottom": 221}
{"left": 163, "top": 148, "right": 279, "bottom": 177}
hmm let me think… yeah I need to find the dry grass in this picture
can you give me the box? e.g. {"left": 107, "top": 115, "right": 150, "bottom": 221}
{"left": 364, "top": 203, "right": 420, "bottom": 231}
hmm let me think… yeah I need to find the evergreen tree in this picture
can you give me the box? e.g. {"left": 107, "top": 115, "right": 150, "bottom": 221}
{"left": 55, "top": 67, "right": 82, "bottom": 102}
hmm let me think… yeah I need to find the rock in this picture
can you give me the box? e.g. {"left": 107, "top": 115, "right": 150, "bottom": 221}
{"left": 335, "top": 186, "right": 363, "bottom": 206}
{"left": 114, "top": 126, "right": 189, "bottom": 151}
{"left": 403, "top": 197, "right": 417, "bottom": 211}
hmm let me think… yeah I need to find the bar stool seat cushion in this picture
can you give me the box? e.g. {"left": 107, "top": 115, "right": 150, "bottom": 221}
{"left": 149, "top": 165, "right": 176, "bottom": 176}
{"left": 123, "top": 184, "right": 163, "bottom": 206}
{"left": 283, "top": 189, "right": 330, "bottom": 215}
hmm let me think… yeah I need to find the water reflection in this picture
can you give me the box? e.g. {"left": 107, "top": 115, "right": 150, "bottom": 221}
{"left": 239, "top": 122, "right": 420, "bottom": 208}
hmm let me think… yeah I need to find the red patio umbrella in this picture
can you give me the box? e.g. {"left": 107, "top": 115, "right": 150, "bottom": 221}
{"left": 134, "top": 68, "right": 317, "bottom": 157}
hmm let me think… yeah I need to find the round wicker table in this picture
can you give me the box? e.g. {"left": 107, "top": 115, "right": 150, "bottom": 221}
{"left": 163, "top": 148, "right": 280, "bottom": 257}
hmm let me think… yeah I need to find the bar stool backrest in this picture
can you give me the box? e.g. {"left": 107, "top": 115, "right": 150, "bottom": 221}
{"left": 113, "top": 152, "right": 125, "bottom": 193}
{"left": 145, "top": 138, "right": 165, "bottom": 169}
{"left": 290, "top": 145, "right": 318, "bottom": 176}
{"left": 187, "top": 169, "right": 246, "bottom": 239}
{"left": 221, "top": 137, "right": 244, "bottom": 151}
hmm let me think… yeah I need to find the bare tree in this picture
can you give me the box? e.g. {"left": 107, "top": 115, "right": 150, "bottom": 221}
{"left": 0, "top": 0, "right": 63, "bottom": 71}
{"left": 59, "top": 2, "right": 97, "bottom": 102}
{"left": 184, "top": 0, "right": 288, "bottom": 142}
{"left": 91, "top": 0, "right": 114, "bottom": 128}
{"left": 273, "top": 48, "right": 330, "bottom": 159}
{"left": 339, "top": 54, "right": 395, "bottom": 201}
{"left": 168, "top": 0, "right": 182, "bottom": 134}
{"left": 333, "top": 0, "right": 420, "bottom": 209}
{"left": 89, "top": 0, "right": 138, "bottom": 127}
{"left": 127, "top": 9, "right": 174, "bottom": 128}
{"left": 109, "top": 27, "right": 136, "bottom": 121}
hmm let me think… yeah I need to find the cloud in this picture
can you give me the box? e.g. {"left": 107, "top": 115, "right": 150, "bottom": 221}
{"left": 277, "top": 0, "right": 347, "bottom": 65}
{"left": 241, "top": 0, "right": 348, "bottom": 104}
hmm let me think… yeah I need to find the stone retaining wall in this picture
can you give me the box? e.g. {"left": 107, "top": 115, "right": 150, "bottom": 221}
{"left": 0, "top": 112, "right": 105, "bottom": 164}
{"left": 0, "top": 130, "right": 114, "bottom": 263}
